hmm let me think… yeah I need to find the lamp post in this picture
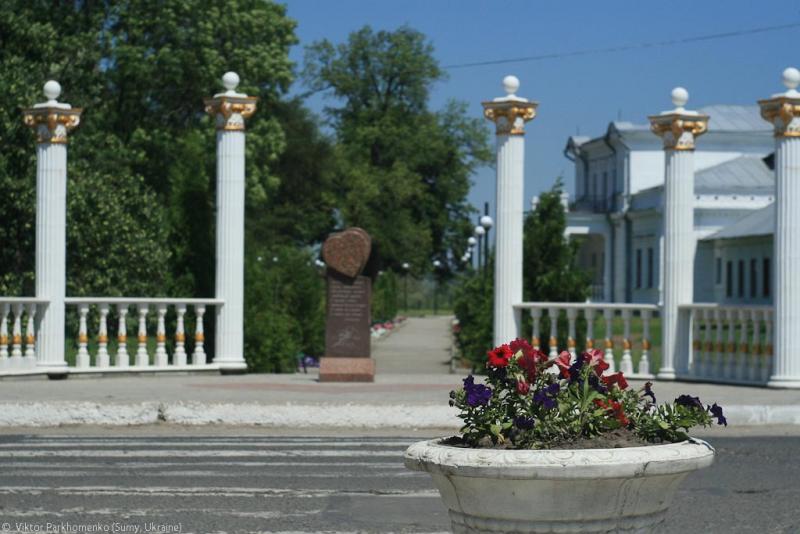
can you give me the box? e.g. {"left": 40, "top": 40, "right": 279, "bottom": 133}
{"left": 480, "top": 213, "right": 494, "bottom": 272}
{"left": 402, "top": 262, "right": 410, "bottom": 312}
{"left": 474, "top": 225, "right": 485, "bottom": 271}
{"left": 432, "top": 260, "right": 442, "bottom": 315}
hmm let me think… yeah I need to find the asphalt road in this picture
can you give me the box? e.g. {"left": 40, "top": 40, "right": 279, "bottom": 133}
{"left": 0, "top": 429, "right": 797, "bottom": 534}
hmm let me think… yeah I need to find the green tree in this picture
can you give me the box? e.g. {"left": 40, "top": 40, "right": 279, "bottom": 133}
{"left": 303, "top": 26, "right": 491, "bottom": 274}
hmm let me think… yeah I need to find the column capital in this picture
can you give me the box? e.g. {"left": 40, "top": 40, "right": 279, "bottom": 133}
{"left": 204, "top": 71, "right": 258, "bottom": 131}
{"left": 22, "top": 81, "right": 82, "bottom": 144}
{"left": 482, "top": 75, "right": 538, "bottom": 136}
{"left": 648, "top": 87, "right": 708, "bottom": 151}
{"left": 758, "top": 67, "right": 800, "bottom": 138}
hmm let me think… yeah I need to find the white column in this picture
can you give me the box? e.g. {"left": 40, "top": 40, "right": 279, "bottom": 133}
{"left": 760, "top": 67, "right": 800, "bottom": 388}
{"left": 649, "top": 88, "right": 708, "bottom": 380}
{"left": 205, "top": 72, "right": 257, "bottom": 374}
{"left": 482, "top": 76, "right": 537, "bottom": 346}
{"left": 23, "top": 81, "right": 81, "bottom": 377}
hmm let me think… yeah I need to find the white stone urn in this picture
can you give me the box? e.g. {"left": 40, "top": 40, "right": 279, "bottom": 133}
{"left": 404, "top": 438, "right": 714, "bottom": 533}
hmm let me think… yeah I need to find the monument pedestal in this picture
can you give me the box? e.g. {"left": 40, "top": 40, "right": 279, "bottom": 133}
{"left": 319, "top": 357, "right": 375, "bottom": 382}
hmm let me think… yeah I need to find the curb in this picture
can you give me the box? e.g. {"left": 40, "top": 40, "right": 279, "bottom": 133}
{"left": 0, "top": 402, "right": 796, "bottom": 428}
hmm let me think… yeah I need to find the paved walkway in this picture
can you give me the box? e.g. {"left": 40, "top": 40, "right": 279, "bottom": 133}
{"left": 373, "top": 316, "right": 453, "bottom": 374}
{"left": 0, "top": 316, "right": 798, "bottom": 427}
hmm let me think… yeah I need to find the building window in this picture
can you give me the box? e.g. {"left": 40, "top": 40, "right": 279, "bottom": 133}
{"left": 763, "top": 257, "right": 771, "bottom": 298}
{"left": 738, "top": 260, "right": 745, "bottom": 298}
{"left": 647, "top": 248, "right": 654, "bottom": 288}
{"left": 715, "top": 257, "right": 721, "bottom": 285}
{"left": 726, "top": 261, "right": 733, "bottom": 298}
{"left": 750, "top": 259, "right": 758, "bottom": 298}
{"left": 635, "top": 249, "right": 642, "bottom": 289}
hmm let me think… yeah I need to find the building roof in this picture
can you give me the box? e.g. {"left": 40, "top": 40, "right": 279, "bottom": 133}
{"left": 699, "top": 105, "right": 772, "bottom": 132}
{"left": 695, "top": 155, "right": 774, "bottom": 193}
{"left": 702, "top": 203, "right": 774, "bottom": 241}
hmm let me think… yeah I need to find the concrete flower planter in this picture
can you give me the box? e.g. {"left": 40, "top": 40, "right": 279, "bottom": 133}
{"left": 404, "top": 438, "right": 714, "bottom": 533}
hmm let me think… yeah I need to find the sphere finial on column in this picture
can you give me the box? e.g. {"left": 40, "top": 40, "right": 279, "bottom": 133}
{"left": 503, "top": 75, "right": 520, "bottom": 97}
{"left": 782, "top": 67, "right": 800, "bottom": 94}
{"left": 43, "top": 80, "right": 62, "bottom": 102}
{"left": 222, "top": 71, "right": 240, "bottom": 93}
{"left": 671, "top": 87, "right": 689, "bottom": 111}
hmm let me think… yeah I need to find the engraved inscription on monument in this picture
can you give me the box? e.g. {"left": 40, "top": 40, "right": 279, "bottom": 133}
{"left": 325, "top": 272, "right": 371, "bottom": 358}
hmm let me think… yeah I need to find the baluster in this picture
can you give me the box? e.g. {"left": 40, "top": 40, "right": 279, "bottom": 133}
{"left": 0, "top": 303, "right": 9, "bottom": 370}
{"left": 763, "top": 311, "right": 773, "bottom": 383}
{"left": 603, "top": 308, "right": 615, "bottom": 373}
{"left": 725, "top": 309, "right": 737, "bottom": 380}
{"left": 10, "top": 303, "right": 23, "bottom": 368}
{"left": 530, "top": 308, "right": 541, "bottom": 351}
{"left": 76, "top": 305, "right": 90, "bottom": 368}
{"left": 23, "top": 303, "right": 36, "bottom": 369}
{"left": 736, "top": 309, "right": 749, "bottom": 382}
{"left": 585, "top": 309, "right": 595, "bottom": 351}
{"left": 174, "top": 305, "right": 187, "bottom": 366}
{"left": 750, "top": 309, "right": 762, "bottom": 383}
{"left": 714, "top": 309, "right": 725, "bottom": 379}
{"left": 620, "top": 309, "right": 633, "bottom": 375}
{"left": 135, "top": 304, "right": 149, "bottom": 367}
{"left": 639, "top": 310, "right": 651, "bottom": 376}
{"left": 193, "top": 305, "right": 206, "bottom": 365}
{"left": 154, "top": 304, "right": 168, "bottom": 367}
{"left": 690, "top": 308, "right": 700, "bottom": 377}
{"left": 96, "top": 304, "right": 110, "bottom": 368}
{"left": 547, "top": 307, "right": 558, "bottom": 358}
{"left": 701, "top": 309, "right": 713, "bottom": 378}
{"left": 116, "top": 304, "right": 129, "bottom": 368}
{"left": 566, "top": 308, "right": 577, "bottom": 359}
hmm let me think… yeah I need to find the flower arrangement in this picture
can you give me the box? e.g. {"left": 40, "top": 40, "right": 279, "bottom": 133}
{"left": 450, "top": 338, "right": 727, "bottom": 449}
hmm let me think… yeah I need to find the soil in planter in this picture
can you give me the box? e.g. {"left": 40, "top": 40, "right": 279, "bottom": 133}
{"left": 445, "top": 428, "right": 657, "bottom": 450}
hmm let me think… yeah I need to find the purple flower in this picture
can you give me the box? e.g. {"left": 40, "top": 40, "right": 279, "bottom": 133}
{"left": 533, "top": 383, "right": 560, "bottom": 410}
{"left": 514, "top": 416, "right": 535, "bottom": 430}
{"left": 588, "top": 373, "right": 607, "bottom": 394}
{"left": 643, "top": 381, "right": 656, "bottom": 403}
{"left": 463, "top": 375, "right": 492, "bottom": 407}
{"left": 675, "top": 394, "right": 704, "bottom": 411}
{"left": 708, "top": 403, "right": 727, "bottom": 426}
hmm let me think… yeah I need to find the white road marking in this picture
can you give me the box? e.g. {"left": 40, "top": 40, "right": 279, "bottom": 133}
{"left": 0, "top": 449, "right": 403, "bottom": 458}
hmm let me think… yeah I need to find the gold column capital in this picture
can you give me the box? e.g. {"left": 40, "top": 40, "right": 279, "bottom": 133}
{"left": 204, "top": 95, "right": 258, "bottom": 131}
{"left": 758, "top": 96, "right": 800, "bottom": 138}
{"left": 482, "top": 100, "right": 538, "bottom": 136}
{"left": 648, "top": 113, "right": 709, "bottom": 151}
{"left": 22, "top": 107, "right": 82, "bottom": 144}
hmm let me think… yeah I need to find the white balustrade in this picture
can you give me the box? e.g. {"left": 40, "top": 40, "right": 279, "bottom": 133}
{"left": 515, "top": 303, "right": 658, "bottom": 379}
{"left": 678, "top": 304, "right": 774, "bottom": 385}
{"left": 0, "top": 298, "right": 47, "bottom": 374}
{"left": 55, "top": 298, "right": 222, "bottom": 375}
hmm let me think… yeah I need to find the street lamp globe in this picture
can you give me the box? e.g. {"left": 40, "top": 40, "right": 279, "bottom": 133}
{"left": 480, "top": 215, "right": 494, "bottom": 230}
{"left": 402, "top": 262, "right": 410, "bottom": 271}
{"left": 432, "top": 260, "right": 442, "bottom": 269}
{"left": 467, "top": 236, "right": 477, "bottom": 247}
{"left": 474, "top": 225, "right": 485, "bottom": 237}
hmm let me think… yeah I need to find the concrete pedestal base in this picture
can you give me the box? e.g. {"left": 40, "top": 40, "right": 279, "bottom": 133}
{"left": 319, "top": 357, "right": 375, "bottom": 382}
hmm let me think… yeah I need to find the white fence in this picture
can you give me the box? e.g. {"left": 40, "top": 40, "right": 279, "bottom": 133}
{"left": 0, "top": 298, "right": 48, "bottom": 374}
{"left": 515, "top": 302, "right": 658, "bottom": 379}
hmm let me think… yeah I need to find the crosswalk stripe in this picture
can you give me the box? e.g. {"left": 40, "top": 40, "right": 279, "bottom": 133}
{"left": 0, "top": 485, "right": 440, "bottom": 498}
{"left": 0, "top": 449, "right": 403, "bottom": 458}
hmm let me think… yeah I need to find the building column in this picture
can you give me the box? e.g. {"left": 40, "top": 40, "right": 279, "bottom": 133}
{"left": 759, "top": 67, "right": 800, "bottom": 388}
{"left": 482, "top": 76, "right": 537, "bottom": 346}
{"left": 611, "top": 216, "right": 626, "bottom": 303}
{"left": 602, "top": 227, "right": 612, "bottom": 302}
{"left": 204, "top": 72, "right": 257, "bottom": 374}
{"left": 649, "top": 88, "right": 709, "bottom": 380}
{"left": 22, "top": 81, "right": 82, "bottom": 377}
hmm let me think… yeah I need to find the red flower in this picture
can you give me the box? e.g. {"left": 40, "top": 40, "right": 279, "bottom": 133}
{"left": 553, "top": 351, "right": 572, "bottom": 379}
{"left": 487, "top": 344, "right": 514, "bottom": 368}
{"left": 594, "top": 398, "right": 629, "bottom": 426}
{"left": 601, "top": 372, "right": 629, "bottom": 390}
{"left": 509, "top": 338, "right": 533, "bottom": 355}
{"left": 516, "top": 379, "right": 530, "bottom": 395}
{"left": 517, "top": 348, "right": 547, "bottom": 382}
{"left": 582, "top": 349, "right": 609, "bottom": 376}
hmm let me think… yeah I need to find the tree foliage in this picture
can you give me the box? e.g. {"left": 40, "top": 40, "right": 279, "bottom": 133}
{"left": 303, "top": 26, "right": 491, "bottom": 275}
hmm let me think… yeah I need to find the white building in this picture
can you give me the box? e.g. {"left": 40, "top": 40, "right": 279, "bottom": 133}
{"left": 564, "top": 105, "right": 776, "bottom": 306}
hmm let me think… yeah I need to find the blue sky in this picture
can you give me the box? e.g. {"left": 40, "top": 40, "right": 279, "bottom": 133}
{"left": 281, "top": 0, "right": 798, "bottom": 221}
